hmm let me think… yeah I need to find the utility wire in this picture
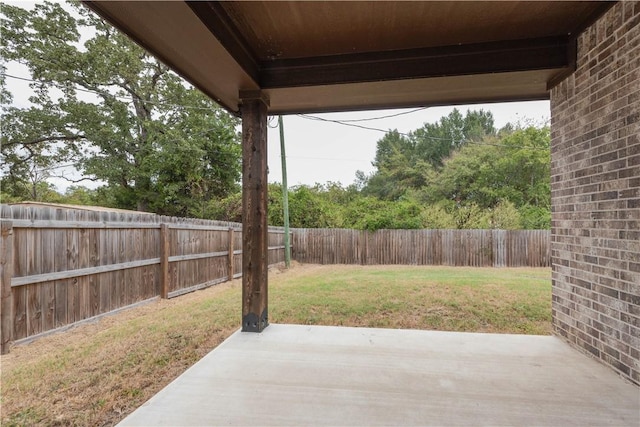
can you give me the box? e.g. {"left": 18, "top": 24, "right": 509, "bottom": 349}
{"left": 5, "top": 73, "right": 547, "bottom": 151}
{"left": 286, "top": 155, "right": 368, "bottom": 162}
{"left": 298, "top": 113, "right": 453, "bottom": 142}
{"left": 38, "top": 162, "right": 80, "bottom": 172}
{"left": 327, "top": 107, "right": 428, "bottom": 123}
{"left": 297, "top": 113, "right": 413, "bottom": 138}
{"left": 297, "top": 113, "right": 547, "bottom": 151}
{"left": 1, "top": 72, "right": 220, "bottom": 112}
{"left": 5, "top": 124, "right": 241, "bottom": 177}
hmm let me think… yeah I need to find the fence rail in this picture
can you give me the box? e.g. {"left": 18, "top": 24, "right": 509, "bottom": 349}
{"left": 0, "top": 205, "right": 288, "bottom": 353}
{"left": 291, "top": 228, "right": 550, "bottom": 267}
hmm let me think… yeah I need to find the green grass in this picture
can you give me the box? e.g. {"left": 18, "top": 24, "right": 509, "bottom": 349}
{"left": 270, "top": 265, "right": 551, "bottom": 334}
{"left": 1, "top": 264, "right": 551, "bottom": 426}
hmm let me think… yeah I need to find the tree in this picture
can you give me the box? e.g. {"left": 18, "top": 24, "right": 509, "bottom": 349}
{"left": 0, "top": 62, "right": 72, "bottom": 201}
{"left": 351, "top": 197, "right": 423, "bottom": 231}
{"left": 364, "top": 130, "right": 430, "bottom": 200}
{"left": 205, "top": 191, "right": 242, "bottom": 223}
{"left": 364, "top": 109, "right": 496, "bottom": 200}
{"left": 268, "top": 184, "right": 342, "bottom": 229}
{"left": 202, "top": 118, "right": 550, "bottom": 230}
{"left": 1, "top": 1, "right": 240, "bottom": 215}
{"left": 61, "top": 185, "right": 99, "bottom": 206}
{"left": 420, "top": 202, "right": 456, "bottom": 229}
{"left": 423, "top": 126, "right": 550, "bottom": 228}
{"left": 411, "top": 108, "right": 495, "bottom": 168}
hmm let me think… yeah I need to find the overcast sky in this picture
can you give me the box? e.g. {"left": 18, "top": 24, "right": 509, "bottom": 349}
{"left": 267, "top": 101, "right": 550, "bottom": 188}
{"left": 3, "top": 1, "right": 550, "bottom": 192}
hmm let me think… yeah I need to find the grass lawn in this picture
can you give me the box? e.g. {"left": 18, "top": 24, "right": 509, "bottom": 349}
{"left": 0, "top": 264, "right": 551, "bottom": 426}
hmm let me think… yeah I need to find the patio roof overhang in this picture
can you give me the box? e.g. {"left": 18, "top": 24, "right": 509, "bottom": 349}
{"left": 83, "top": 1, "right": 611, "bottom": 115}
{"left": 80, "top": 0, "right": 615, "bottom": 334}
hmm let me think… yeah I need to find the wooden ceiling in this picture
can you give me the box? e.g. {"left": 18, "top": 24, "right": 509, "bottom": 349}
{"left": 83, "top": 1, "right": 612, "bottom": 115}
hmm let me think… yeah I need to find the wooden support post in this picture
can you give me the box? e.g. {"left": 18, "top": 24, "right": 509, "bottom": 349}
{"left": 228, "top": 228, "right": 235, "bottom": 280}
{"left": 240, "top": 90, "right": 269, "bottom": 332}
{"left": 160, "top": 223, "right": 169, "bottom": 299}
{"left": 1, "top": 221, "right": 14, "bottom": 354}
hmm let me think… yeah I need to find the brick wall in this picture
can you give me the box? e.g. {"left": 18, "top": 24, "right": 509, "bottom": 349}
{"left": 550, "top": 1, "right": 639, "bottom": 386}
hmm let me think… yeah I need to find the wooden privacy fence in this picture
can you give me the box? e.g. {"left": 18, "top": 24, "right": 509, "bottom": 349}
{"left": 0, "top": 204, "right": 550, "bottom": 354}
{"left": 0, "top": 204, "right": 288, "bottom": 353}
{"left": 292, "top": 228, "right": 550, "bottom": 267}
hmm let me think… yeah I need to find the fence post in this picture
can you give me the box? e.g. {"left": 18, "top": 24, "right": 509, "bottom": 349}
{"left": 1, "top": 221, "right": 14, "bottom": 354}
{"left": 289, "top": 231, "right": 294, "bottom": 262}
{"left": 489, "top": 229, "right": 495, "bottom": 267}
{"left": 228, "top": 228, "right": 234, "bottom": 280}
{"left": 160, "top": 224, "right": 169, "bottom": 299}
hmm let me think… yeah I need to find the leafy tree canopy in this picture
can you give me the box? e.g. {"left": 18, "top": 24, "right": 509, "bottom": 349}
{"left": 1, "top": 1, "right": 240, "bottom": 216}
{"left": 424, "top": 126, "right": 550, "bottom": 209}
{"left": 0, "top": 2, "right": 550, "bottom": 230}
{"left": 363, "top": 108, "right": 496, "bottom": 200}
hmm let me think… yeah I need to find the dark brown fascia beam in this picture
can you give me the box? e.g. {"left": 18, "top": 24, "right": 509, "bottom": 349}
{"left": 547, "top": 2, "right": 615, "bottom": 90}
{"left": 547, "top": 38, "right": 577, "bottom": 91}
{"left": 260, "top": 36, "right": 570, "bottom": 89}
{"left": 186, "top": 1, "right": 260, "bottom": 84}
{"left": 569, "top": 2, "right": 617, "bottom": 40}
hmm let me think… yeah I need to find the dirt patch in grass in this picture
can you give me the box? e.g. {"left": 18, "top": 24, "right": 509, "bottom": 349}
{"left": 1, "top": 263, "right": 551, "bottom": 426}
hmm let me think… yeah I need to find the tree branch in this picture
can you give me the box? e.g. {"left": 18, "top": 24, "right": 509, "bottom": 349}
{"left": 51, "top": 173, "right": 99, "bottom": 184}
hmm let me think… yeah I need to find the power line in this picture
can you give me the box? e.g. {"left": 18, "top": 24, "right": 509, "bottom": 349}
{"left": 4, "top": 73, "right": 547, "bottom": 151}
{"left": 5, "top": 124, "right": 241, "bottom": 177}
{"left": 329, "top": 107, "right": 428, "bottom": 123}
{"left": 298, "top": 113, "right": 465, "bottom": 143}
{"left": 297, "top": 113, "right": 455, "bottom": 142}
{"left": 2, "top": 73, "right": 137, "bottom": 103}
{"left": 2, "top": 73, "right": 35, "bottom": 84}
{"left": 39, "top": 162, "right": 79, "bottom": 171}
{"left": 297, "top": 113, "right": 547, "bottom": 151}
{"left": 1, "top": 72, "right": 219, "bottom": 112}
{"left": 286, "top": 155, "right": 368, "bottom": 162}
{"left": 297, "top": 113, "right": 413, "bottom": 138}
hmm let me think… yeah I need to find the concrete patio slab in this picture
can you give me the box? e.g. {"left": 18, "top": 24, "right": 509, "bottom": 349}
{"left": 119, "top": 324, "right": 639, "bottom": 426}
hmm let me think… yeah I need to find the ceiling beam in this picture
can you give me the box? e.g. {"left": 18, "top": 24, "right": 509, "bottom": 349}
{"left": 260, "top": 36, "right": 570, "bottom": 89}
{"left": 187, "top": 1, "right": 261, "bottom": 84}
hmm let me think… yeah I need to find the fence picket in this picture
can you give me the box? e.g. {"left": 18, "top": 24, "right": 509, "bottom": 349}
{"left": 291, "top": 228, "right": 550, "bottom": 268}
{"left": 0, "top": 205, "right": 287, "bottom": 347}
{"left": 1, "top": 220, "right": 13, "bottom": 354}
